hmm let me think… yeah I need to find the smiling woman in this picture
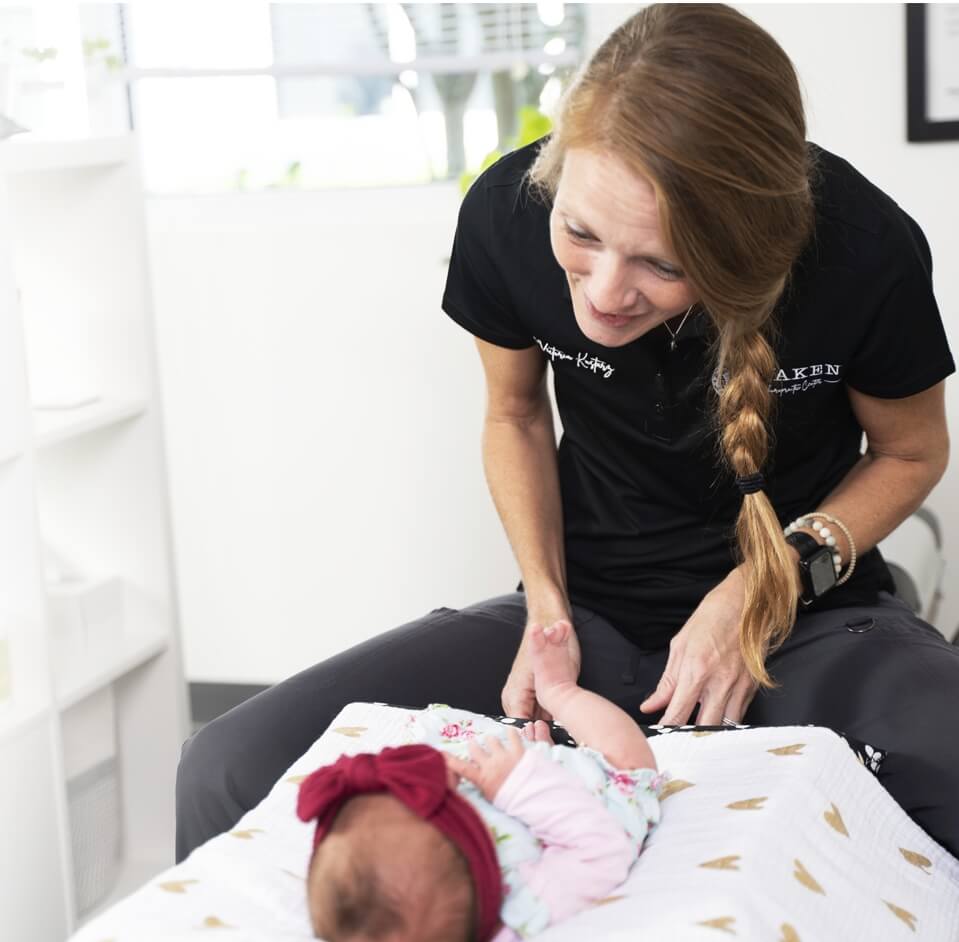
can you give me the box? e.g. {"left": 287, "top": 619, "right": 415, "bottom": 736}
{"left": 175, "top": 3, "right": 959, "bottom": 870}
{"left": 547, "top": 148, "right": 698, "bottom": 345}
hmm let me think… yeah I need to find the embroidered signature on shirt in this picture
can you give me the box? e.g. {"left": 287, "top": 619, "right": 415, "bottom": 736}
{"left": 534, "top": 337, "right": 615, "bottom": 379}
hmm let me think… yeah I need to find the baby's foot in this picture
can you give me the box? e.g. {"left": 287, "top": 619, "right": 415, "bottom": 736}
{"left": 529, "top": 622, "right": 578, "bottom": 709}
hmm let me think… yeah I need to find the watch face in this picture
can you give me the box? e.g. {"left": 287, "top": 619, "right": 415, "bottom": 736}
{"left": 809, "top": 549, "right": 837, "bottom": 596}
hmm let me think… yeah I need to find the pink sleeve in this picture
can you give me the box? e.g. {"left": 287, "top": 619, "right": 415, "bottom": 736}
{"left": 492, "top": 750, "right": 634, "bottom": 924}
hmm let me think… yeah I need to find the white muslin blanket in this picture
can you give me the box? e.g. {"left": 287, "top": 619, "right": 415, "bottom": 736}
{"left": 72, "top": 702, "right": 959, "bottom": 941}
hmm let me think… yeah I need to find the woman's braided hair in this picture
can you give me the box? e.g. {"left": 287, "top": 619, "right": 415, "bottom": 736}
{"left": 528, "top": 3, "right": 818, "bottom": 687}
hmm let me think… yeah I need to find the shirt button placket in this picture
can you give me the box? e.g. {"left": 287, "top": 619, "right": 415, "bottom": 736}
{"left": 652, "top": 370, "right": 671, "bottom": 439}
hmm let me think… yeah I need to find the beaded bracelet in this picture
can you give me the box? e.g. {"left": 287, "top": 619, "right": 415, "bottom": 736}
{"left": 783, "top": 511, "right": 858, "bottom": 586}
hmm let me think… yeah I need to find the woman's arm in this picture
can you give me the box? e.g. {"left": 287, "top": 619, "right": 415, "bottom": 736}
{"left": 640, "top": 380, "right": 950, "bottom": 727}
{"left": 473, "top": 337, "right": 579, "bottom": 717}
{"left": 475, "top": 337, "right": 568, "bottom": 613}
{"left": 792, "top": 381, "right": 949, "bottom": 564}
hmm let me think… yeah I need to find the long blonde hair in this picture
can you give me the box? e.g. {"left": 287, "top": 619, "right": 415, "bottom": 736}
{"left": 528, "top": 3, "right": 818, "bottom": 688}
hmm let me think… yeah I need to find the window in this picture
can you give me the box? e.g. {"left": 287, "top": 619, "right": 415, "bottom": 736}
{"left": 123, "top": 2, "right": 585, "bottom": 193}
{"left": 0, "top": 4, "right": 129, "bottom": 139}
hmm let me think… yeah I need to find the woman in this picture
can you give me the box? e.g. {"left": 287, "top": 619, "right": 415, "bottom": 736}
{"left": 176, "top": 4, "right": 959, "bottom": 861}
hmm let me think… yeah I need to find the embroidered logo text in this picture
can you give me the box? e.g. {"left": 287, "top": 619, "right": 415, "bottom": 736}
{"left": 712, "top": 363, "right": 843, "bottom": 396}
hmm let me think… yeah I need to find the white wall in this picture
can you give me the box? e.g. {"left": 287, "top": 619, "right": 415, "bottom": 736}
{"left": 147, "top": 183, "right": 521, "bottom": 683}
{"left": 148, "top": 4, "right": 959, "bottom": 684}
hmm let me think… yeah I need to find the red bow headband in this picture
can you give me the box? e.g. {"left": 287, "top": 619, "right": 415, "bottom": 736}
{"left": 297, "top": 744, "right": 503, "bottom": 941}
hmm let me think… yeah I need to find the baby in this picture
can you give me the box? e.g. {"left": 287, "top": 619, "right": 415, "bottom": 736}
{"left": 297, "top": 621, "right": 664, "bottom": 941}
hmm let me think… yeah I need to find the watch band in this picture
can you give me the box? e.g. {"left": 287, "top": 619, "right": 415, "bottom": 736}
{"left": 785, "top": 531, "right": 820, "bottom": 556}
{"left": 785, "top": 531, "right": 837, "bottom": 606}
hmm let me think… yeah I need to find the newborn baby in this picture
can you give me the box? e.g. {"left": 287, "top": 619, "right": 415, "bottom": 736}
{"left": 297, "top": 622, "right": 665, "bottom": 941}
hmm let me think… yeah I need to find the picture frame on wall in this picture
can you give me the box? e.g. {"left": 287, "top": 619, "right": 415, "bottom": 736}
{"left": 906, "top": 3, "right": 959, "bottom": 142}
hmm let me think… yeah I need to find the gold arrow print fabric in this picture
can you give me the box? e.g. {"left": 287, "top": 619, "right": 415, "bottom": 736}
{"left": 824, "top": 803, "right": 849, "bottom": 836}
{"left": 699, "top": 855, "right": 742, "bottom": 871}
{"left": 883, "top": 901, "right": 918, "bottom": 931}
{"left": 676, "top": 728, "right": 945, "bottom": 937}
{"left": 899, "top": 848, "right": 932, "bottom": 874}
{"left": 659, "top": 778, "right": 695, "bottom": 800}
{"left": 74, "top": 703, "right": 958, "bottom": 942}
{"left": 793, "top": 859, "right": 826, "bottom": 895}
{"left": 768, "top": 743, "right": 806, "bottom": 756}
{"left": 697, "top": 915, "right": 737, "bottom": 933}
{"left": 726, "top": 796, "right": 767, "bottom": 810}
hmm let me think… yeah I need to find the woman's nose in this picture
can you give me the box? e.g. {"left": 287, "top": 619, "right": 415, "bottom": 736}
{"left": 587, "top": 254, "right": 637, "bottom": 314}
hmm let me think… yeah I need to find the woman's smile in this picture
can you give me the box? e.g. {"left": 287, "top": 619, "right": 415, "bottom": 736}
{"left": 583, "top": 290, "right": 653, "bottom": 328}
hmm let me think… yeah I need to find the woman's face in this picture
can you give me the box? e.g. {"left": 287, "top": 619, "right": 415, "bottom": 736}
{"left": 549, "top": 147, "right": 700, "bottom": 348}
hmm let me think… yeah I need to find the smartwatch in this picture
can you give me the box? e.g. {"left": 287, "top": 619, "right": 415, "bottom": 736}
{"left": 785, "top": 531, "right": 837, "bottom": 606}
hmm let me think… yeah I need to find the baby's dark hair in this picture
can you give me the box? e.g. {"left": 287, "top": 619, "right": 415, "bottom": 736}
{"left": 306, "top": 794, "right": 478, "bottom": 942}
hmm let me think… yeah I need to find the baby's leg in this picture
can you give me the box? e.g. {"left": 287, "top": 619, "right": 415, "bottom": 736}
{"left": 529, "top": 624, "right": 657, "bottom": 771}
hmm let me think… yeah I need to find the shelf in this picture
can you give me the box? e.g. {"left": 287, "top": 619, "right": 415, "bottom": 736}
{"left": 0, "top": 135, "right": 132, "bottom": 174}
{"left": 0, "top": 111, "right": 185, "bottom": 941}
{"left": 0, "top": 446, "right": 23, "bottom": 469}
{"left": 0, "top": 695, "right": 50, "bottom": 745}
{"left": 51, "top": 581, "right": 172, "bottom": 710}
{"left": 54, "top": 626, "right": 168, "bottom": 711}
{"left": 33, "top": 397, "right": 147, "bottom": 450}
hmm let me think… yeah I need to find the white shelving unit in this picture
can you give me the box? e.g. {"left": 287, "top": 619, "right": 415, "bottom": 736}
{"left": 0, "top": 133, "right": 188, "bottom": 940}
{"left": 33, "top": 397, "right": 148, "bottom": 451}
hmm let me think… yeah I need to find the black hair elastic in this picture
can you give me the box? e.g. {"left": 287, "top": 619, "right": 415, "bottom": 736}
{"left": 736, "top": 473, "right": 766, "bottom": 495}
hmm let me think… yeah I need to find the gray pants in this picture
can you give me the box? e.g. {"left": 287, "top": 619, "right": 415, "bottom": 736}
{"left": 175, "top": 591, "right": 959, "bottom": 861}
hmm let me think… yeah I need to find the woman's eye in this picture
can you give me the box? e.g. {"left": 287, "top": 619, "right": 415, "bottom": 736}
{"left": 564, "top": 220, "right": 683, "bottom": 280}
{"left": 652, "top": 262, "right": 683, "bottom": 281}
{"left": 563, "top": 222, "right": 593, "bottom": 242}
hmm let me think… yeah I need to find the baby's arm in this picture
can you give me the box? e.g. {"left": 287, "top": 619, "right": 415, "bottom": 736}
{"left": 529, "top": 623, "right": 657, "bottom": 771}
{"left": 447, "top": 731, "right": 639, "bottom": 926}
{"left": 493, "top": 749, "right": 636, "bottom": 922}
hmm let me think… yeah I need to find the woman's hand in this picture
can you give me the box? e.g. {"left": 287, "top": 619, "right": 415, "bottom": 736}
{"left": 502, "top": 617, "right": 581, "bottom": 721}
{"left": 638, "top": 566, "right": 759, "bottom": 726}
{"left": 446, "top": 728, "right": 527, "bottom": 802}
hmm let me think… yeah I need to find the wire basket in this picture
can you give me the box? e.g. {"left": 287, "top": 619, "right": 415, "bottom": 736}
{"left": 67, "top": 756, "right": 121, "bottom": 915}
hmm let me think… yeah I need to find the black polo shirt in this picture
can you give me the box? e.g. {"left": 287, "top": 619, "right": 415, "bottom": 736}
{"left": 441, "top": 138, "right": 954, "bottom": 648}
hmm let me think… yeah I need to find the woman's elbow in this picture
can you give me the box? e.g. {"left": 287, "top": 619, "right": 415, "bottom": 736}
{"left": 919, "top": 439, "right": 950, "bottom": 498}
{"left": 933, "top": 436, "right": 950, "bottom": 482}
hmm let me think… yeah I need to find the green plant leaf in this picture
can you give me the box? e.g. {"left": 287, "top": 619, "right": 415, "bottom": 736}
{"left": 480, "top": 149, "right": 504, "bottom": 172}
{"left": 22, "top": 46, "right": 59, "bottom": 63}
{"left": 514, "top": 105, "right": 553, "bottom": 148}
{"left": 459, "top": 107, "right": 552, "bottom": 197}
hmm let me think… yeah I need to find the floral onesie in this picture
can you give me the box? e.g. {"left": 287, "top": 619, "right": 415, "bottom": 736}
{"left": 409, "top": 705, "right": 667, "bottom": 940}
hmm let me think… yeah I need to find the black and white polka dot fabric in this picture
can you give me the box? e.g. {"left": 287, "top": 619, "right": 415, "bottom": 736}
{"left": 489, "top": 714, "right": 887, "bottom": 778}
